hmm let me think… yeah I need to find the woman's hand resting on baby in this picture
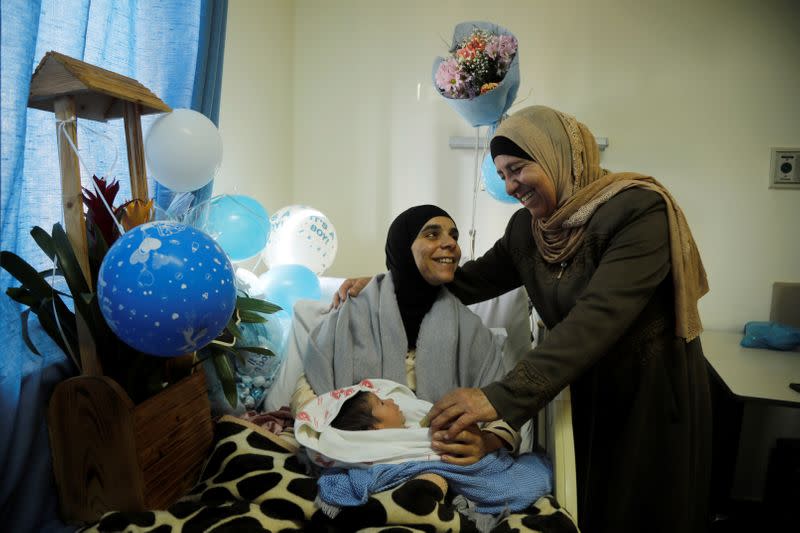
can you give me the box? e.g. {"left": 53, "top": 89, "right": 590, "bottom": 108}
{"left": 431, "top": 423, "right": 503, "bottom": 466}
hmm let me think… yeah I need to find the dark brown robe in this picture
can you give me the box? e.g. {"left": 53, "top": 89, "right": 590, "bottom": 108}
{"left": 450, "top": 188, "right": 712, "bottom": 533}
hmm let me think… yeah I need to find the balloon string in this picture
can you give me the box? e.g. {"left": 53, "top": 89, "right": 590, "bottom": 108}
{"left": 481, "top": 126, "right": 493, "bottom": 191}
{"left": 469, "top": 126, "right": 481, "bottom": 260}
{"left": 250, "top": 250, "right": 265, "bottom": 273}
{"left": 56, "top": 118, "right": 125, "bottom": 236}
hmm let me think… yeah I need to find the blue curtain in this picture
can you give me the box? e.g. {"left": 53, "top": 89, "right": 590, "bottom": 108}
{"left": 0, "top": 1, "right": 227, "bottom": 531}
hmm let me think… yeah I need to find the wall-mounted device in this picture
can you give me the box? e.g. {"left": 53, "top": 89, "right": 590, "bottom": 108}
{"left": 769, "top": 148, "right": 800, "bottom": 189}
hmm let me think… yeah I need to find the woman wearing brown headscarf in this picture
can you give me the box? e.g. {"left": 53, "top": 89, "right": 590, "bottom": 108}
{"left": 337, "top": 104, "right": 711, "bottom": 531}
{"left": 420, "top": 105, "right": 712, "bottom": 532}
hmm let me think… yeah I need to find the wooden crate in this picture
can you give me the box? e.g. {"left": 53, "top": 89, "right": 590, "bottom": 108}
{"left": 47, "top": 369, "right": 213, "bottom": 523}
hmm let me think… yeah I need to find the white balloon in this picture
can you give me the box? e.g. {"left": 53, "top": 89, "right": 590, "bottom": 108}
{"left": 145, "top": 109, "right": 223, "bottom": 192}
{"left": 235, "top": 267, "right": 262, "bottom": 295}
{"left": 263, "top": 205, "right": 338, "bottom": 275}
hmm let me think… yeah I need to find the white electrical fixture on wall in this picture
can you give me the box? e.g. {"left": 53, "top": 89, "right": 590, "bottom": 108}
{"left": 769, "top": 148, "right": 800, "bottom": 189}
{"left": 449, "top": 136, "right": 609, "bottom": 151}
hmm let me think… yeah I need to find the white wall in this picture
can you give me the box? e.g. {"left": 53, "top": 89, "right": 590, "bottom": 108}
{"left": 216, "top": 0, "right": 294, "bottom": 211}
{"left": 217, "top": 0, "right": 800, "bottom": 332}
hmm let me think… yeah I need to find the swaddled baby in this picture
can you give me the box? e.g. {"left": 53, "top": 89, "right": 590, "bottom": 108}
{"left": 294, "top": 378, "right": 439, "bottom": 468}
{"left": 295, "top": 379, "right": 554, "bottom": 515}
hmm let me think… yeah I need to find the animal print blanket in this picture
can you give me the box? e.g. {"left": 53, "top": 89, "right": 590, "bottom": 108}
{"left": 82, "top": 416, "right": 579, "bottom": 532}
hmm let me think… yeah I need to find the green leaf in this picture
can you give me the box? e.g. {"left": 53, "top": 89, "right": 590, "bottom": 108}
{"left": 50, "top": 223, "right": 90, "bottom": 299}
{"left": 30, "top": 226, "right": 56, "bottom": 260}
{"left": 211, "top": 343, "right": 246, "bottom": 365}
{"left": 35, "top": 297, "right": 80, "bottom": 369}
{"left": 49, "top": 224, "right": 99, "bottom": 342}
{"left": 237, "top": 345, "right": 274, "bottom": 357}
{"left": 38, "top": 267, "right": 65, "bottom": 278}
{"left": 236, "top": 296, "right": 282, "bottom": 315}
{"left": 211, "top": 351, "right": 238, "bottom": 409}
{"left": 6, "top": 287, "right": 40, "bottom": 307}
{"left": 0, "top": 251, "right": 59, "bottom": 300}
{"left": 226, "top": 318, "right": 243, "bottom": 339}
{"left": 19, "top": 309, "right": 41, "bottom": 356}
{"left": 238, "top": 310, "right": 268, "bottom": 324}
{"left": 1, "top": 249, "right": 81, "bottom": 366}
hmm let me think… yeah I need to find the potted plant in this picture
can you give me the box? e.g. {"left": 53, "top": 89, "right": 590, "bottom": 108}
{"left": 0, "top": 176, "right": 281, "bottom": 522}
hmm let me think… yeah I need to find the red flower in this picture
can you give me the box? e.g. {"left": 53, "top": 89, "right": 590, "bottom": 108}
{"left": 82, "top": 175, "right": 121, "bottom": 247}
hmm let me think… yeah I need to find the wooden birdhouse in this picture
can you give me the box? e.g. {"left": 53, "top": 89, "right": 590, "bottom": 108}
{"left": 28, "top": 51, "right": 212, "bottom": 524}
{"left": 29, "top": 50, "right": 172, "bottom": 374}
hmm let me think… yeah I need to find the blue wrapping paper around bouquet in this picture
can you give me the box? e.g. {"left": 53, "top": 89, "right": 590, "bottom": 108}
{"left": 432, "top": 21, "right": 520, "bottom": 127}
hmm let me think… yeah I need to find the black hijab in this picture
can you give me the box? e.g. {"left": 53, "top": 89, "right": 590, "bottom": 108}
{"left": 385, "top": 205, "right": 453, "bottom": 350}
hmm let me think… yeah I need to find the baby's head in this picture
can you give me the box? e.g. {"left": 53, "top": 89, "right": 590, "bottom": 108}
{"left": 330, "top": 391, "right": 406, "bottom": 430}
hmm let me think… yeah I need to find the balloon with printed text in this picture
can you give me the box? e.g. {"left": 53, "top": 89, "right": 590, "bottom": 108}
{"left": 263, "top": 205, "right": 338, "bottom": 275}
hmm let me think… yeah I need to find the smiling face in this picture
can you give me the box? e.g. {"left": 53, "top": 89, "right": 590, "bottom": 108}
{"left": 494, "top": 154, "right": 557, "bottom": 220}
{"left": 410, "top": 216, "right": 460, "bottom": 286}
{"left": 365, "top": 392, "right": 406, "bottom": 429}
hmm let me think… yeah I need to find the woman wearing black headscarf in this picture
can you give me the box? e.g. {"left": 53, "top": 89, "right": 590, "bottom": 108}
{"left": 292, "top": 205, "right": 519, "bottom": 464}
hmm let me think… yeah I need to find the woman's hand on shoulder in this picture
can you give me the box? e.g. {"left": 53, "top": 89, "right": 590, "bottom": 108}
{"left": 331, "top": 277, "right": 372, "bottom": 309}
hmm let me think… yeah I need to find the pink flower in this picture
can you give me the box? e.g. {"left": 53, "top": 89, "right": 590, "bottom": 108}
{"left": 485, "top": 35, "right": 517, "bottom": 64}
{"left": 435, "top": 57, "right": 465, "bottom": 96}
{"left": 497, "top": 35, "right": 517, "bottom": 57}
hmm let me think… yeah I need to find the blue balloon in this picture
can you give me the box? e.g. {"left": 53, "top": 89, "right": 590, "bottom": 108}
{"left": 190, "top": 194, "right": 271, "bottom": 262}
{"left": 481, "top": 153, "right": 517, "bottom": 204}
{"left": 97, "top": 221, "right": 237, "bottom": 357}
{"left": 258, "top": 264, "right": 321, "bottom": 315}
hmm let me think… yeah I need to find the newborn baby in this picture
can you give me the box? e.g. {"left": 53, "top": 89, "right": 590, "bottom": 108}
{"left": 295, "top": 379, "right": 554, "bottom": 515}
{"left": 329, "top": 390, "right": 406, "bottom": 430}
{"left": 294, "top": 378, "right": 439, "bottom": 468}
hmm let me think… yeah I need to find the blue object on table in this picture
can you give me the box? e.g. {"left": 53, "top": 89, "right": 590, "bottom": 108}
{"left": 740, "top": 321, "right": 800, "bottom": 351}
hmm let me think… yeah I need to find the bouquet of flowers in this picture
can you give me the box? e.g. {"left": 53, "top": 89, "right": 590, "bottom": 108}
{"left": 435, "top": 28, "right": 517, "bottom": 99}
{"left": 432, "top": 22, "right": 520, "bottom": 127}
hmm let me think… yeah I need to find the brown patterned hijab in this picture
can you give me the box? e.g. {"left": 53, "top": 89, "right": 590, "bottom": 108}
{"left": 493, "top": 105, "right": 709, "bottom": 341}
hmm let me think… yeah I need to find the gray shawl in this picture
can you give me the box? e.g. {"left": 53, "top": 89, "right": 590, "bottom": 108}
{"left": 304, "top": 273, "right": 506, "bottom": 402}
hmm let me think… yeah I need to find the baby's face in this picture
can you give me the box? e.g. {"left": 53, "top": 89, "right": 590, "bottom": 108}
{"left": 366, "top": 392, "right": 406, "bottom": 429}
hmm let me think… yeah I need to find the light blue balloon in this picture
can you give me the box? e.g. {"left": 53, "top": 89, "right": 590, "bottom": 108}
{"left": 481, "top": 153, "right": 517, "bottom": 204}
{"left": 259, "top": 264, "right": 321, "bottom": 315}
{"left": 194, "top": 194, "right": 271, "bottom": 262}
{"left": 97, "top": 221, "right": 237, "bottom": 357}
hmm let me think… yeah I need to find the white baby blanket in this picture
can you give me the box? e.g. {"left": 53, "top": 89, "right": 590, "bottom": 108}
{"left": 294, "top": 378, "right": 440, "bottom": 468}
